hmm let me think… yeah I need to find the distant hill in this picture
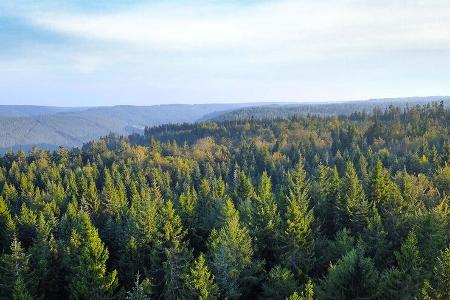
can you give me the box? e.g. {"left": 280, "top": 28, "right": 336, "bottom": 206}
{"left": 0, "top": 103, "right": 257, "bottom": 152}
{"left": 1, "top": 97, "right": 448, "bottom": 152}
{"left": 205, "top": 97, "right": 450, "bottom": 122}
{"left": 0, "top": 105, "right": 88, "bottom": 117}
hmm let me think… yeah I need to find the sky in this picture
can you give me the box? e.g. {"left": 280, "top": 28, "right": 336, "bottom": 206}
{"left": 1, "top": 0, "right": 450, "bottom": 106}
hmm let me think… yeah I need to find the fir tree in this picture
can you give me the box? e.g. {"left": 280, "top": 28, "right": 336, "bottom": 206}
{"left": 318, "top": 243, "right": 379, "bottom": 299}
{"left": 337, "top": 161, "right": 368, "bottom": 234}
{"left": 283, "top": 161, "right": 315, "bottom": 277}
{"left": 187, "top": 253, "right": 218, "bottom": 300}
{"left": 207, "top": 198, "right": 255, "bottom": 299}
{"left": 66, "top": 211, "right": 118, "bottom": 299}
{"left": 255, "top": 171, "right": 281, "bottom": 265}
{"left": 153, "top": 200, "right": 193, "bottom": 300}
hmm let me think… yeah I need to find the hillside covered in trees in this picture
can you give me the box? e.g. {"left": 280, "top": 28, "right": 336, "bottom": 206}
{"left": 0, "top": 102, "right": 449, "bottom": 299}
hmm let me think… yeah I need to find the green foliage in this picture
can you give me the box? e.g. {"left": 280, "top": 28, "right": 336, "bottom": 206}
{"left": 380, "top": 231, "right": 424, "bottom": 299}
{"left": 318, "top": 243, "right": 380, "bottom": 299}
{"left": 126, "top": 273, "right": 152, "bottom": 300}
{"left": 63, "top": 210, "right": 118, "bottom": 299}
{"left": 427, "top": 246, "right": 450, "bottom": 300}
{"left": 153, "top": 200, "right": 193, "bottom": 300}
{"left": 285, "top": 280, "right": 314, "bottom": 300}
{"left": 337, "top": 161, "right": 368, "bottom": 234}
{"left": 283, "top": 161, "right": 315, "bottom": 277}
{"left": 262, "top": 265, "right": 298, "bottom": 300}
{"left": 0, "top": 196, "right": 15, "bottom": 250}
{"left": 207, "top": 198, "right": 255, "bottom": 299}
{"left": 0, "top": 103, "right": 448, "bottom": 299}
{"left": 187, "top": 253, "right": 218, "bottom": 300}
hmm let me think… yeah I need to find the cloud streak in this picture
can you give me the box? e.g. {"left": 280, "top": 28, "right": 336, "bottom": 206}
{"left": 1, "top": 0, "right": 450, "bottom": 105}
{"left": 28, "top": 0, "right": 450, "bottom": 57}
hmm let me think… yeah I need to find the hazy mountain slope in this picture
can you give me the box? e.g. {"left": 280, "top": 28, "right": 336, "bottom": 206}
{"left": 206, "top": 97, "right": 450, "bottom": 121}
{"left": 0, "top": 103, "right": 256, "bottom": 151}
{"left": 1, "top": 97, "right": 448, "bottom": 152}
{"left": 0, "top": 105, "right": 88, "bottom": 117}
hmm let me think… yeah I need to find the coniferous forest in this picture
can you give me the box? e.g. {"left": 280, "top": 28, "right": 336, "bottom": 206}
{"left": 0, "top": 102, "right": 449, "bottom": 299}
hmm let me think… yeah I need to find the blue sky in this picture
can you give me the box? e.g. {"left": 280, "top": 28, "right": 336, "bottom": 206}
{"left": 1, "top": 0, "right": 450, "bottom": 106}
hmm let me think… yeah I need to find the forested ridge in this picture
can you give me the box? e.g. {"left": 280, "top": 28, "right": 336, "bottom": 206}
{"left": 0, "top": 102, "right": 449, "bottom": 299}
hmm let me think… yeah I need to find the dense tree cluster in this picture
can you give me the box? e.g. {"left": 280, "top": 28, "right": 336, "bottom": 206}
{"left": 0, "top": 102, "right": 449, "bottom": 299}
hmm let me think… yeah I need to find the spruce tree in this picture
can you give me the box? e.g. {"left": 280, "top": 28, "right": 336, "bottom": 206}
{"left": 0, "top": 237, "right": 32, "bottom": 299}
{"left": 318, "top": 243, "right": 379, "bottom": 299}
{"left": 262, "top": 265, "right": 298, "bottom": 300}
{"left": 380, "top": 231, "right": 424, "bottom": 299}
{"left": 187, "top": 253, "right": 218, "bottom": 300}
{"left": 153, "top": 200, "right": 193, "bottom": 299}
{"left": 255, "top": 171, "right": 281, "bottom": 265}
{"left": 126, "top": 273, "right": 152, "bottom": 300}
{"left": 337, "top": 161, "right": 368, "bottom": 234}
{"left": 283, "top": 161, "right": 315, "bottom": 277}
{"left": 316, "top": 165, "right": 340, "bottom": 237}
{"left": 207, "top": 198, "right": 255, "bottom": 299}
{"left": 430, "top": 246, "right": 450, "bottom": 300}
{"left": 0, "top": 195, "right": 15, "bottom": 251}
{"left": 66, "top": 211, "right": 118, "bottom": 299}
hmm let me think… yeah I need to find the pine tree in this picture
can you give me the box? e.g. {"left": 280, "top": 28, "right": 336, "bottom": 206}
{"left": 431, "top": 246, "right": 450, "bottom": 300}
{"left": 153, "top": 200, "right": 193, "bottom": 300}
{"left": 368, "top": 160, "right": 388, "bottom": 205}
{"left": 101, "top": 168, "right": 125, "bottom": 217}
{"left": 235, "top": 171, "right": 258, "bottom": 234}
{"left": 66, "top": 211, "right": 118, "bottom": 299}
{"left": 325, "top": 228, "right": 355, "bottom": 264}
{"left": 283, "top": 161, "right": 315, "bottom": 277}
{"left": 187, "top": 253, "right": 218, "bottom": 300}
{"left": 362, "top": 205, "right": 391, "bottom": 269}
{"left": 29, "top": 214, "right": 58, "bottom": 297}
{"left": 255, "top": 171, "right": 281, "bottom": 265}
{"left": 316, "top": 165, "right": 340, "bottom": 237}
{"left": 0, "top": 237, "right": 32, "bottom": 299}
{"left": 207, "top": 198, "right": 255, "bottom": 299}
{"left": 337, "top": 161, "right": 368, "bottom": 234}
{"left": 284, "top": 280, "right": 314, "bottom": 300}
{"left": 0, "top": 195, "right": 15, "bottom": 251}
{"left": 318, "top": 243, "right": 379, "bottom": 299}
{"left": 126, "top": 273, "right": 152, "bottom": 300}
{"left": 262, "top": 265, "right": 298, "bottom": 300}
{"left": 380, "top": 231, "right": 424, "bottom": 299}
{"left": 368, "top": 160, "right": 405, "bottom": 243}
{"left": 12, "top": 276, "right": 33, "bottom": 300}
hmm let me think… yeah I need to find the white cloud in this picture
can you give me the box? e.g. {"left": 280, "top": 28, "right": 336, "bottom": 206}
{"left": 2, "top": 0, "right": 450, "bottom": 105}
{"left": 28, "top": 0, "right": 450, "bottom": 61}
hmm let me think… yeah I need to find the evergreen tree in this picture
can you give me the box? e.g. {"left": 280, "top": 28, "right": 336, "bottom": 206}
{"left": 262, "top": 265, "right": 298, "bottom": 300}
{"left": 285, "top": 280, "right": 314, "bottom": 300}
{"left": 126, "top": 273, "right": 152, "bottom": 300}
{"left": 234, "top": 171, "right": 258, "bottom": 234}
{"left": 282, "top": 161, "right": 315, "bottom": 277}
{"left": 207, "top": 198, "right": 255, "bottom": 299}
{"left": 255, "top": 171, "right": 281, "bottom": 265}
{"left": 318, "top": 243, "right": 379, "bottom": 299}
{"left": 380, "top": 231, "right": 424, "bottom": 299}
{"left": 337, "top": 161, "right": 368, "bottom": 234}
{"left": 65, "top": 210, "right": 118, "bottom": 299}
{"left": 429, "top": 246, "right": 450, "bottom": 300}
{"left": 0, "top": 237, "right": 32, "bottom": 299}
{"left": 316, "top": 165, "right": 340, "bottom": 237}
{"left": 12, "top": 276, "right": 33, "bottom": 300}
{"left": 187, "top": 253, "right": 218, "bottom": 300}
{"left": 362, "top": 204, "right": 392, "bottom": 269}
{"left": 29, "top": 214, "right": 58, "bottom": 297}
{"left": 153, "top": 200, "right": 193, "bottom": 300}
{"left": 0, "top": 196, "right": 15, "bottom": 251}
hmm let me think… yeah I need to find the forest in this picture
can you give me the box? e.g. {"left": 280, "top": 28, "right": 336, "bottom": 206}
{"left": 0, "top": 102, "right": 449, "bottom": 299}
